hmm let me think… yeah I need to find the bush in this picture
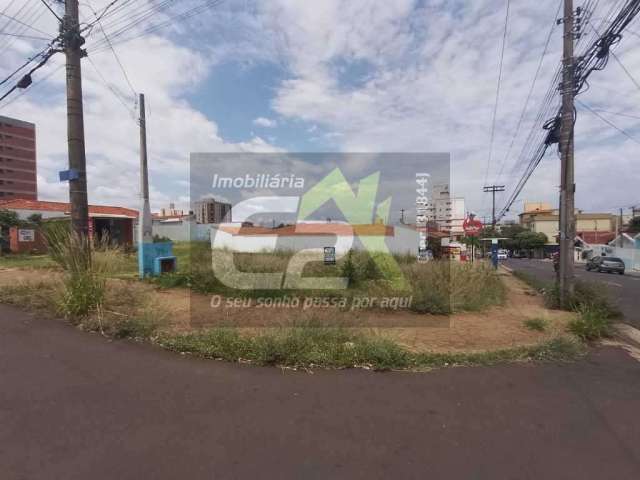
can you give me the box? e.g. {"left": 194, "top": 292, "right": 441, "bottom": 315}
{"left": 42, "top": 224, "right": 128, "bottom": 319}
{"left": 523, "top": 318, "right": 547, "bottom": 332}
{"left": 568, "top": 306, "right": 612, "bottom": 341}
{"left": 544, "top": 280, "right": 621, "bottom": 319}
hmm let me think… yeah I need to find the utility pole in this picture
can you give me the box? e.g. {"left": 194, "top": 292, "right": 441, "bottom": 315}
{"left": 483, "top": 185, "right": 505, "bottom": 230}
{"left": 400, "top": 209, "right": 405, "bottom": 224}
{"left": 558, "top": 0, "right": 576, "bottom": 306}
{"left": 138, "top": 93, "right": 152, "bottom": 277}
{"left": 63, "top": 0, "right": 90, "bottom": 242}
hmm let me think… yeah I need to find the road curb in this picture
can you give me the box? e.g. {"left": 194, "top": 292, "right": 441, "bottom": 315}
{"left": 614, "top": 323, "right": 640, "bottom": 349}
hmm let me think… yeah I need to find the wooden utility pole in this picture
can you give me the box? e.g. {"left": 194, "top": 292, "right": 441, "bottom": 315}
{"left": 64, "top": 0, "right": 90, "bottom": 241}
{"left": 558, "top": 0, "right": 576, "bottom": 305}
{"left": 483, "top": 185, "right": 505, "bottom": 230}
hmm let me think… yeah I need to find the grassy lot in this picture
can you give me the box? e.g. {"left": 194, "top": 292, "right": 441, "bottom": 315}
{"left": 152, "top": 242, "right": 506, "bottom": 315}
{"left": 0, "top": 279, "right": 584, "bottom": 370}
{"left": 0, "top": 253, "right": 58, "bottom": 269}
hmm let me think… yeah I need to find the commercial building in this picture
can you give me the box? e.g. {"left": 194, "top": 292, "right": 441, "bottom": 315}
{"left": 194, "top": 198, "right": 232, "bottom": 224}
{"left": 519, "top": 201, "right": 616, "bottom": 247}
{"left": 424, "top": 184, "right": 465, "bottom": 237}
{"left": 0, "top": 115, "right": 37, "bottom": 200}
{"left": 0, "top": 198, "right": 138, "bottom": 246}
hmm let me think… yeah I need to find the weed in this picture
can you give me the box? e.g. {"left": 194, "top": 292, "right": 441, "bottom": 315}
{"left": 568, "top": 305, "right": 612, "bottom": 341}
{"left": 523, "top": 318, "right": 548, "bottom": 332}
{"left": 158, "top": 327, "right": 582, "bottom": 371}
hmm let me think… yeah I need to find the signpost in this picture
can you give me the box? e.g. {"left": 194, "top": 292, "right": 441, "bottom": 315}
{"left": 463, "top": 214, "right": 483, "bottom": 262}
{"left": 324, "top": 247, "right": 336, "bottom": 265}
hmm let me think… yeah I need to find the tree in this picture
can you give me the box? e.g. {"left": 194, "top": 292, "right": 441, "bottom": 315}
{"left": 628, "top": 217, "right": 640, "bottom": 233}
{"left": 0, "top": 209, "right": 21, "bottom": 230}
{"left": 27, "top": 213, "right": 43, "bottom": 225}
{"left": 514, "top": 231, "right": 547, "bottom": 251}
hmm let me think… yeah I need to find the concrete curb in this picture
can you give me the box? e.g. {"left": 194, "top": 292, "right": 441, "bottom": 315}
{"left": 614, "top": 323, "right": 640, "bottom": 349}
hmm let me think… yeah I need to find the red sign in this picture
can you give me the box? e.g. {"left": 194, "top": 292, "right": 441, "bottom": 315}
{"left": 463, "top": 216, "right": 483, "bottom": 237}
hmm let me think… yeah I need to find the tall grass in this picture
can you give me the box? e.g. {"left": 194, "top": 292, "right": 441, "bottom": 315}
{"left": 42, "top": 223, "right": 125, "bottom": 319}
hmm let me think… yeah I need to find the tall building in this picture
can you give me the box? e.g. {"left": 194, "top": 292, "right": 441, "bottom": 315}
{"left": 194, "top": 198, "right": 232, "bottom": 224}
{"left": 0, "top": 115, "right": 37, "bottom": 200}
{"left": 425, "top": 184, "right": 465, "bottom": 237}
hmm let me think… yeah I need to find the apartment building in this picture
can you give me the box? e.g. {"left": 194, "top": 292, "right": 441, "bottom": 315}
{"left": 424, "top": 184, "right": 465, "bottom": 237}
{"left": 194, "top": 198, "right": 232, "bottom": 224}
{"left": 0, "top": 115, "right": 37, "bottom": 200}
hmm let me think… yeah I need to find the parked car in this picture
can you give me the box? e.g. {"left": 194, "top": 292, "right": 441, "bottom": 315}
{"left": 497, "top": 249, "right": 508, "bottom": 260}
{"left": 585, "top": 256, "right": 625, "bottom": 275}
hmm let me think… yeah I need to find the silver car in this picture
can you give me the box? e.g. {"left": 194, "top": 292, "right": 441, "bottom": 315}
{"left": 585, "top": 256, "right": 625, "bottom": 275}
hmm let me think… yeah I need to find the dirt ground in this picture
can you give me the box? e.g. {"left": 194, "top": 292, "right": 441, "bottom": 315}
{"left": 0, "top": 267, "right": 574, "bottom": 353}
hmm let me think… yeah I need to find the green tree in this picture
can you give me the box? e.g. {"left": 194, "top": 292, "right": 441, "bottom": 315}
{"left": 27, "top": 213, "right": 43, "bottom": 225}
{"left": 514, "top": 231, "right": 547, "bottom": 251}
{"left": 628, "top": 217, "right": 640, "bottom": 233}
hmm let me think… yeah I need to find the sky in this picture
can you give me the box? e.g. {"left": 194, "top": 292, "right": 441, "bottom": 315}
{"left": 1, "top": 0, "right": 639, "bottom": 222}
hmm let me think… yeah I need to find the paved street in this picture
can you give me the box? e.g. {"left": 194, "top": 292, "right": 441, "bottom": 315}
{"left": 2, "top": 304, "right": 640, "bottom": 479}
{"left": 504, "top": 258, "right": 640, "bottom": 328}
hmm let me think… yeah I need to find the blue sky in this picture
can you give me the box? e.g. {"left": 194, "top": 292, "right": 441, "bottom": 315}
{"left": 1, "top": 0, "right": 639, "bottom": 219}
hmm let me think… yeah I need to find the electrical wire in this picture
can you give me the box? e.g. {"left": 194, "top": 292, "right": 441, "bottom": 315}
{"left": 84, "top": 1, "right": 137, "bottom": 109}
{"left": 577, "top": 98, "right": 640, "bottom": 144}
{"left": 481, "top": 0, "right": 511, "bottom": 199}
{"left": 493, "top": 0, "right": 562, "bottom": 190}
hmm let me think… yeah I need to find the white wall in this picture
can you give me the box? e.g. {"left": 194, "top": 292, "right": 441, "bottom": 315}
{"left": 210, "top": 224, "right": 420, "bottom": 255}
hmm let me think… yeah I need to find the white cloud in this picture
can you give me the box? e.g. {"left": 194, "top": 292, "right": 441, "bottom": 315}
{"left": 0, "top": 0, "right": 281, "bottom": 214}
{"left": 2, "top": 0, "right": 639, "bottom": 220}
{"left": 253, "top": 116, "right": 278, "bottom": 128}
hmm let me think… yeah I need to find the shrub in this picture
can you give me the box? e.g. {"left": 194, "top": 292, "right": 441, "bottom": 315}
{"left": 544, "top": 280, "right": 621, "bottom": 319}
{"left": 568, "top": 305, "right": 612, "bottom": 341}
{"left": 523, "top": 318, "right": 547, "bottom": 332}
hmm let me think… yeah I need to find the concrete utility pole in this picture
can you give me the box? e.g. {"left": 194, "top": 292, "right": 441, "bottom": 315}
{"left": 558, "top": 0, "right": 576, "bottom": 306}
{"left": 64, "top": 0, "right": 90, "bottom": 241}
{"left": 138, "top": 93, "right": 153, "bottom": 278}
{"left": 483, "top": 185, "right": 505, "bottom": 229}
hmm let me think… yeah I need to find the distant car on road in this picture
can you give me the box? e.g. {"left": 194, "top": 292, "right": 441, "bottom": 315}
{"left": 497, "top": 249, "right": 508, "bottom": 260}
{"left": 586, "top": 256, "right": 625, "bottom": 275}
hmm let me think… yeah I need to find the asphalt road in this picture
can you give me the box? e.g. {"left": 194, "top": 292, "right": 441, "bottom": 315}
{"left": 2, "top": 305, "right": 640, "bottom": 479}
{"left": 504, "top": 258, "right": 640, "bottom": 328}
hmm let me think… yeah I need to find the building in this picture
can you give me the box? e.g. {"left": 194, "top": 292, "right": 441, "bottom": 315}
{"left": 0, "top": 115, "right": 37, "bottom": 200}
{"left": 424, "top": 184, "right": 465, "bottom": 237}
{"left": 211, "top": 222, "right": 430, "bottom": 256}
{"left": 519, "top": 201, "right": 616, "bottom": 248}
{"left": 156, "top": 203, "right": 185, "bottom": 219}
{"left": 194, "top": 198, "right": 232, "bottom": 224}
{"left": 0, "top": 198, "right": 138, "bottom": 245}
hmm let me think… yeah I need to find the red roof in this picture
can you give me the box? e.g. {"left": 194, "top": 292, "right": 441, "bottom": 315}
{"left": 577, "top": 231, "right": 616, "bottom": 245}
{"left": 220, "top": 223, "right": 395, "bottom": 237}
{"left": 0, "top": 198, "right": 138, "bottom": 218}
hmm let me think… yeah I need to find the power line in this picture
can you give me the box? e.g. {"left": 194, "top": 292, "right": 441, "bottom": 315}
{"left": 0, "top": 46, "right": 59, "bottom": 103}
{"left": 85, "top": 1, "right": 137, "bottom": 105}
{"left": 482, "top": 0, "right": 511, "bottom": 196}
{"left": 0, "top": 10, "right": 52, "bottom": 37}
{"left": 497, "top": 0, "right": 640, "bottom": 221}
{"left": 577, "top": 99, "right": 640, "bottom": 144}
{"left": 0, "top": 63, "right": 63, "bottom": 110}
{"left": 0, "top": 31, "right": 50, "bottom": 40}
{"left": 86, "top": 55, "right": 137, "bottom": 119}
{"left": 493, "top": 0, "right": 562, "bottom": 188}
{"left": 586, "top": 107, "right": 640, "bottom": 120}
{"left": 38, "top": 0, "right": 61, "bottom": 21}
